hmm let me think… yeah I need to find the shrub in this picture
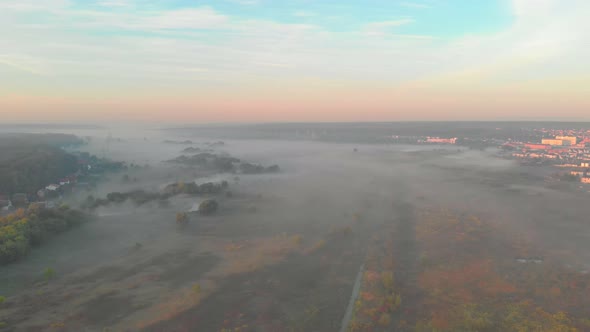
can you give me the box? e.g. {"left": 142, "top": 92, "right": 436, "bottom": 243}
{"left": 381, "top": 271, "right": 394, "bottom": 291}
{"left": 309, "top": 239, "right": 326, "bottom": 253}
{"left": 176, "top": 212, "right": 189, "bottom": 226}
{"left": 378, "top": 313, "right": 391, "bottom": 327}
{"left": 330, "top": 225, "right": 352, "bottom": 236}
{"left": 43, "top": 267, "right": 55, "bottom": 280}
{"left": 192, "top": 283, "right": 201, "bottom": 294}
{"left": 198, "top": 200, "right": 218, "bottom": 215}
{"left": 292, "top": 234, "right": 303, "bottom": 246}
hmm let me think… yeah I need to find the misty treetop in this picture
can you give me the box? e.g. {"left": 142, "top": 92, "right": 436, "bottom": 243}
{"left": 0, "top": 142, "right": 78, "bottom": 195}
{"left": 167, "top": 152, "right": 279, "bottom": 174}
{"left": 163, "top": 180, "right": 228, "bottom": 196}
{"left": 0, "top": 134, "right": 128, "bottom": 196}
{"left": 0, "top": 133, "right": 84, "bottom": 149}
{"left": 198, "top": 199, "right": 218, "bottom": 215}
{"left": 182, "top": 147, "right": 202, "bottom": 153}
{"left": 239, "top": 163, "right": 280, "bottom": 174}
{"left": 167, "top": 153, "right": 239, "bottom": 172}
{"left": 163, "top": 140, "right": 193, "bottom": 145}
{"left": 83, "top": 181, "right": 229, "bottom": 210}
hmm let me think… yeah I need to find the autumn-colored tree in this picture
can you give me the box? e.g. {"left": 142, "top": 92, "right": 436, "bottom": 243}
{"left": 176, "top": 212, "right": 189, "bottom": 226}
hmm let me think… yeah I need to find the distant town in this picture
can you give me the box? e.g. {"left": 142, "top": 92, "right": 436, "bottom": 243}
{"left": 390, "top": 128, "right": 590, "bottom": 185}
{"left": 501, "top": 130, "right": 590, "bottom": 183}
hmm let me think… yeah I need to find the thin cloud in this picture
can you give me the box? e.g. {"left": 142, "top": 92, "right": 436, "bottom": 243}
{"left": 293, "top": 11, "right": 316, "bottom": 18}
{"left": 365, "top": 19, "right": 415, "bottom": 28}
{"left": 400, "top": 2, "right": 432, "bottom": 9}
{"left": 227, "top": 0, "right": 260, "bottom": 5}
{"left": 143, "top": 8, "right": 229, "bottom": 30}
{"left": 58, "top": 6, "right": 231, "bottom": 31}
{"left": 97, "top": 0, "right": 132, "bottom": 8}
{"left": 363, "top": 19, "right": 414, "bottom": 36}
{"left": 0, "top": 55, "right": 46, "bottom": 75}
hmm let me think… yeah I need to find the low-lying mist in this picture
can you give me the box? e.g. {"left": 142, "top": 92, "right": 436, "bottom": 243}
{"left": 1, "top": 124, "right": 589, "bottom": 331}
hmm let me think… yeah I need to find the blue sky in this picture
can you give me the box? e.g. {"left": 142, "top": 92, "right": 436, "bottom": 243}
{"left": 68, "top": 0, "right": 514, "bottom": 38}
{"left": 212, "top": 0, "right": 513, "bottom": 36}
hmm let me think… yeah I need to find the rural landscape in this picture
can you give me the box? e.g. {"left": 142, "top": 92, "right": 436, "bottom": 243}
{"left": 1, "top": 123, "right": 590, "bottom": 331}
{"left": 2, "top": 0, "right": 590, "bottom": 330}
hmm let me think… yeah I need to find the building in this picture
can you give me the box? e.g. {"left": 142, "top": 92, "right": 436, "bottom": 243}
{"left": 11, "top": 193, "right": 29, "bottom": 207}
{"left": 582, "top": 162, "right": 590, "bottom": 168}
{"left": 548, "top": 148, "right": 568, "bottom": 154}
{"left": 581, "top": 177, "right": 590, "bottom": 184}
{"left": 37, "top": 189, "right": 46, "bottom": 199}
{"left": 0, "top": 200, "right": 12, "bottom": 210}
{"left": 556, "top": 136, "right": 577, "bottom": 145}
{"left": 542, "top": 139, "right": 563, "bottom": 146}
{"left": 46, "top": 184, "right": 60, "bottom": 191}
{"left": 524, "top": 144, "right": 551, "bottom": 150}
{"left": 425, "top": 137, "right": 457, "bottom": 144}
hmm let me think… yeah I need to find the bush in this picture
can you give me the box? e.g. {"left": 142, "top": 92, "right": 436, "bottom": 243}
{"left": 381, "top": 271, "right": 394, "bottom": 291}
{"left": 292, "top": 234, "right": 303, "bottom": 246}
{"left": 43, "top": 267, "right": 55, "bottom": 280}
{"left": 309, "top": 239, "right": 326, "bottom": 253}
{"left": 176, "top": 212, "right": 189, "bottom": 226}
{"left": 378, "top": 314, "right": 391, "bottom": 327}
{"left": 198, "top": 200, "right": 218, "bottom": 215}
{"left": 192, "top": 283, "right": 201, "bottom": 294}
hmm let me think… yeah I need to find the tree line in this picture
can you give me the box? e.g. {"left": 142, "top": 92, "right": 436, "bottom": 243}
{"left": 82, "top": 181, "right": 229, "bottom": 210}
{"left": 0, "top": 205, "right": 88, "bottom": 265}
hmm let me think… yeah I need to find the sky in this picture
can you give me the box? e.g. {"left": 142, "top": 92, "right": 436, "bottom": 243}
{"left": 0, "top": 0, "right": 589, "bottom": 123}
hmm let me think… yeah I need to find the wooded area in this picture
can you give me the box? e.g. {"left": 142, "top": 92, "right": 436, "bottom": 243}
{"left": 0, "top": 134, "right": 82, "bottom": 195}
{"left": 0, "top": 205, "right": 88, "bottom": 265}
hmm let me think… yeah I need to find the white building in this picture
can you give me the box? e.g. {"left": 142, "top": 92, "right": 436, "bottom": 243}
{"left": 46, "top": 184, "right": 60, "bottom": 191}
{"left": 556, "top": 136, "right": 577, "bottom": 145}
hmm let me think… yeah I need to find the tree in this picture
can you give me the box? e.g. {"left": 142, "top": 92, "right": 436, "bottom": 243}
{"left": 198, "top": 199, "right": 218, "bottom": 215}
{"left": 176, "top": 212, "right": 189, "bottom": 226}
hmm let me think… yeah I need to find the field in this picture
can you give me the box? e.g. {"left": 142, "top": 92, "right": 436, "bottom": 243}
{"left": 1, "top": 133, "right": 590, "bottom": 331}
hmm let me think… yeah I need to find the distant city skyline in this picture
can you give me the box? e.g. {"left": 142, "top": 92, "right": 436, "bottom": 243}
{"left": 1, "top": 0, "right": 589, "bottom": 123}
